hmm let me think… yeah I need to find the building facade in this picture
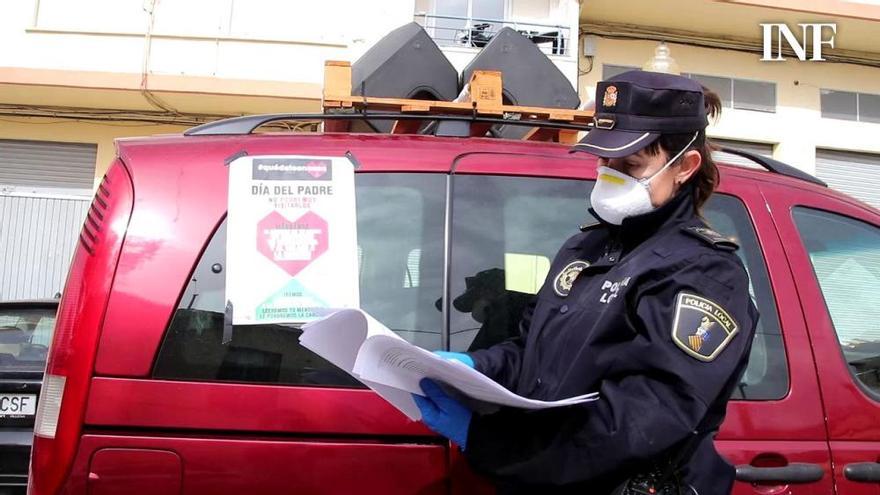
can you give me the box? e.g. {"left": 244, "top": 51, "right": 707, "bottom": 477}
{"left": 578, "top": 0, "right": 880, "bottom": 210}
{"left": 4, "top": 0, "right": 880, "bottom": 299}
{"left": 0, "top": 0, "right": 581, "bottom": 299}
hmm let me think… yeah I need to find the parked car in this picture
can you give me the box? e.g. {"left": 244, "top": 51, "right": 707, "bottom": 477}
{"left": 25, "top": 114, "right": 880, "bottom": 494}
{"left": 0, "top": 300, "right": 56, "bottom": 493}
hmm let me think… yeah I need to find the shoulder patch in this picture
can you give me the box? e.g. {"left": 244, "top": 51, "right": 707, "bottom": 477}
{"left": 671, "top": 292, "right": 739, "bottom": 362}
{"left": 682, "top": 226, "right": 739, "bottom": 251}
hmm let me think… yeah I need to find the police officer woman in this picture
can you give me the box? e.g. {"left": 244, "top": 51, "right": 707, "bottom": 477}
{"left": 413, "top": 70, "right": 758, "bottom": 494}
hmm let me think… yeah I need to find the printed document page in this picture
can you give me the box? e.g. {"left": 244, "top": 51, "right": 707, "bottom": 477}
{"left": 299, "top": 309, "right": 599, "bottom": 420}
{"left": 299, "top": 310, "right": 422, "bottom": 420}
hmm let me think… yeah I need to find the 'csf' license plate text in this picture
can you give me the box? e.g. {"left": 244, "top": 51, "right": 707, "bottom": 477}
{"left": 0, "top": 394, "right": 37, "bottom": 418}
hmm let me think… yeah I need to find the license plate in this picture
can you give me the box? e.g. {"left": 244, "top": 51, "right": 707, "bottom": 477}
{"left": 0, "top": 394, "right": 37, "bottom": 418}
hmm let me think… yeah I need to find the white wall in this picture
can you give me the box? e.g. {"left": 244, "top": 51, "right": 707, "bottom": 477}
{"left": 1, "top": 0, "right": 579, "bottom": 89}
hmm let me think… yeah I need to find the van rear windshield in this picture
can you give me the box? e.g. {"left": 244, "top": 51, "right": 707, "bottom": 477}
{"left": 0, "top": 306, "right": 55, "bottom": 372}
{"left": 153, "top": 173, "right": 446, "bottom": 387}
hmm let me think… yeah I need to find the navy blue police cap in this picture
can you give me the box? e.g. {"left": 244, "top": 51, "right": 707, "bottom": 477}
{"left": 571, "top": 70, "right": 708, "bottom": 158}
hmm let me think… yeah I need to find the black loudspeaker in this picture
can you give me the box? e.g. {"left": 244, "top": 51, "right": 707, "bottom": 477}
{"left": 351, "top": 22, "right": 460, "bottom": 133}
{"left": 461, "top": 27, "right": 580, "bottom": 139}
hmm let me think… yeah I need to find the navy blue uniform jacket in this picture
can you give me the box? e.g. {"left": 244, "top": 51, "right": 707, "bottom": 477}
{"left": 466, "top": 188, "right": 759, "bottom": 494}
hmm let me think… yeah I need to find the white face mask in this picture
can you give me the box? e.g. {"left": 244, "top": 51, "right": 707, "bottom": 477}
{"left": 589, "top": 132, "right": 699, "bottom": 225}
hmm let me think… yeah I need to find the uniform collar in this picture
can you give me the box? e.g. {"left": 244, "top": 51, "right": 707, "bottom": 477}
{"left": 586, "top": 183, "right": 698, "bottom": 249}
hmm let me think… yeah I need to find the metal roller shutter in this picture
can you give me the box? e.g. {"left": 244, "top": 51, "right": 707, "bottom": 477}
{"left": 711, "top": 139, "right": 774, "bottom": 170}
{"left": 0, "top": 195, "right": 90, "bottom": 300}
{"left": 0, "top": 139, "right": 96, "bottom": 300}
{"left": 0, "top": 139, "right": 97, "bottom": 193}
{"left": 815, "top": 149, "right": 880, "bottom": 209}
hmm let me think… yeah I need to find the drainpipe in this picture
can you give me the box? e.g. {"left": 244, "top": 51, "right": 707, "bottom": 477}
{"left": 140, "top": 0, "right": 179, "bottom": 114}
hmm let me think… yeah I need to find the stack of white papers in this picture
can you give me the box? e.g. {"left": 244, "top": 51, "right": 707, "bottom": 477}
{"left": 299, "top": 309, "right": 599, "bottom": 421}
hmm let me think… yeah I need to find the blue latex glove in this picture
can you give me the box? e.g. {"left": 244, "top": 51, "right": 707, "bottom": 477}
{"left": 413, "top": 378, "right": 472, "bottom": 449}
{"left": 434, "top": 351, "right": 475, "bottom": 368}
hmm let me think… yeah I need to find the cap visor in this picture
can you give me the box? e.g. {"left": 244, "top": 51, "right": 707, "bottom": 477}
{"left": 570, "top": 128, "right": 660, "bottom": 158}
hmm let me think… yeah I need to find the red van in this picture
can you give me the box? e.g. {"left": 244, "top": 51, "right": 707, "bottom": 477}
{"left": 28, "top": 113, "right": 880, "bottom": 494}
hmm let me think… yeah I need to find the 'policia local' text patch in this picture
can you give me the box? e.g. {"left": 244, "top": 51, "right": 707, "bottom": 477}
{"left": 671, "top": 292, "right": 739, "bottom": 362}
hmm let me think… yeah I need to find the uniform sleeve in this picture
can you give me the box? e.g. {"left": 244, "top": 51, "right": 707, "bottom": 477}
{"left": 468, "top": 300, "right": 534, "bottom": 391}
{"left": 463, "top": 253, "right": 757, "bottom": 486}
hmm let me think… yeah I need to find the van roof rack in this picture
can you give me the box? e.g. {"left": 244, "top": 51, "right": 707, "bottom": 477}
{"left": 184, "top": 112, "right": 593, "bottom": 137}
{"left": 186, "top": 61, "right": 594, "bottom": 143}
{"left": 718, "top": 147, "right": 827, "bottom": 187}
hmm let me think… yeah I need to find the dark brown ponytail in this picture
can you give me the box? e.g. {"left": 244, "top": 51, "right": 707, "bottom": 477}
{"left": 643, "top": 85, "right": 723, "bottom": 213}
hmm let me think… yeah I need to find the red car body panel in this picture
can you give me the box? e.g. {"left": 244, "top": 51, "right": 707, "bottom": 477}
{"left": 85, "top": 378, "right": 430, "bottom": 436}
{"left": 28, "top": 161, "right": 135, "bottom": 495}
{"left": 30, "top": 132, "right": 880, "bottom": 494}
{"left": 66, "top": 434, "right": 447, "bottom": 495}
{"left": 762, "top": 184, "right": 880, "bottom": 495}
{"left": 87, "top": 448, "right": 182, "bottom": 495}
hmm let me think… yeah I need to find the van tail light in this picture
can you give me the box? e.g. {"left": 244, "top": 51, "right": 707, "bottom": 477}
{"left": 33, "top": 375, "right": 65, "bottom": 438}
{"left": 28, "top": 161, "right": 133, "bottom": 495}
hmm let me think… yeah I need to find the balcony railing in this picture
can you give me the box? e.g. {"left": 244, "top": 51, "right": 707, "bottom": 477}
{"left": 414, "top": 13, "right": 570, "bottom": 56}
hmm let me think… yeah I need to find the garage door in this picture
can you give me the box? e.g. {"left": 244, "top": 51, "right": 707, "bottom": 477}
{"left": 711, "top": 139, "right": 774, "bottom": 169}
{"left": 815, "top": 149, "right": 880, "bottom": 210}
{"left": 0, "top": 139, "right": 96, "bottom": 300}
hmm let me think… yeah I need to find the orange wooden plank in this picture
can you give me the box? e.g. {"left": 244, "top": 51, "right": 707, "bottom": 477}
{"left": 326, "top": 95, "right": 593, "bottom": 119}
{"left": 391, "top": 119, "right": 424, "bottom": 134}
{"left": 469, "top": 70, "right": 503, "bottom": 114}
{"left": 557, "top": 129, "right": 580, "bottom": 145}
{"left": 323, "top": 60, "right": 352, "bottom": 101}
{"left": 401, "top": 104, "right": 431, "bottom": 112}
{"left": 524, "top": 128, "right": 582, "bottom": 144}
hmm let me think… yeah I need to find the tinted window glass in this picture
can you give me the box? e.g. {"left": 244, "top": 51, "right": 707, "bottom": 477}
{"left": 356, "top": 174, "right": 446, "bottom": 350}
{"left": 0, "top": 307, "right": 55, "bottom": 372}
{"left": 733, "top": 79, "right": 776, "bottom": 113}
{"left": 448, "top": 176, "right": 787, "bottom": 400}
{"left": 821, "top": 89, "right": 858, "bottom": 121}
{"left": 793, "top": 207, "right": 880, "bottom": 399}
{"left": 449, "top": 175, "right": 589, "bottom": 352}
{"left": 858, "top": 93, "right": 880, "bottom": 124}
{"left": 703, "top": 195, "right": 787, "bottom": 400}
{"left": 154, "top": 173, "right": 445, "bottom": 386}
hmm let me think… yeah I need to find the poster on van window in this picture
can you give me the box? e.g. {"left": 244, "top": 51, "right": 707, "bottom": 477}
{"left": 226, "top": 155, "right": 359, "bottom": 326}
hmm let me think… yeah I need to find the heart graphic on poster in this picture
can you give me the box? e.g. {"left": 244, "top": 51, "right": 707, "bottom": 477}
{"left": 306, "top": 160, "right": 329, "bottom": 178}
{"left": 256, "top": 210, "right": 329, "bottom": 277}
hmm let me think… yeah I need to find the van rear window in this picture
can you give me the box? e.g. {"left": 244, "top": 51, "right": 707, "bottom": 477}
{"left": 446, "top": 175, "right": 788, "bottom": 401}
{"left": 0, "top": 306, "right": 55, "bottom": 373}
{"left": 153, "top": 173, "right": 446, "bottom": 386}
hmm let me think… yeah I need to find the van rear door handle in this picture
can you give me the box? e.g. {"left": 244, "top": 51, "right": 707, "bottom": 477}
{"left": 844, "top": 462, "right": 880, "bottom": 482}
{"left": 735, "top": 463, "right": 824, "bottom": 483}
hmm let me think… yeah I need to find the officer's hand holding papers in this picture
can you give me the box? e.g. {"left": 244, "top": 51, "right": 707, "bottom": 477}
{"left": 299, "top": 308, "right": 599, "bottom": 420}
